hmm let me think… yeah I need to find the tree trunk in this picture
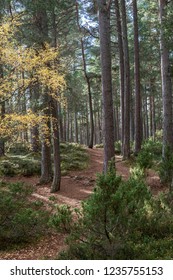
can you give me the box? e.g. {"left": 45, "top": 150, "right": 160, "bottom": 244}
{"left": 121, "top": 0, "right": 131, "bottom": 159}
{"left": 58, "top": 103, "right": 64, "bottom": 142}
{"left": 30, "top": 84, "right": 40, "bottom": 152}
{"left": 50, "top": 98, "right": 61, "bottom": 192}
{"left": 133, "top": 0, "right": 142, "bottom": 154}
{"left": 114, "top": 0, "right": 124, "bottom": 151}
{"left": 75, "top": 1, "right": 94, "bottom": 148}
{"left": 74, "top": 110, "right": 78, "bottom": 143}
{"left": 97, "top": 0, "right": 115, "bottom": 172}
{"left": 39, "top": 93, "right": 52, "bottom": 184}
{"left": 0, "top": 64, "right": 5, "bottom": 156}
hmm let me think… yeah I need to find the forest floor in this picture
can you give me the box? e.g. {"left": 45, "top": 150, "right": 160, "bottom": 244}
{"left": 0, "top": 148, "right": 166, "bottom": 260}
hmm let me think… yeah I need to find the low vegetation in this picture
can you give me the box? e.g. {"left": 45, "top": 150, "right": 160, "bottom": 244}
{"left": 0, "top": 142, "right": 89, "bottom": 177}
{"left": 1, "top": 138, "right": 173, "bottom": 259}
{"left": 0, "top": 182, "right": 49, "bottom": 249}
{"left": 53, "top": 167, "right": 173, "bottom": 260}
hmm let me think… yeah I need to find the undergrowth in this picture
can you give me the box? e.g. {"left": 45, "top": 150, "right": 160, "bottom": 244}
{"left": 50, "top": 166, "right": 173, "bottom": 260}
{"left": 0, "top": 182, "right": 49, "bottom": 249}
{"left": 0, "top": 142, "right": 89, "bottom": 177}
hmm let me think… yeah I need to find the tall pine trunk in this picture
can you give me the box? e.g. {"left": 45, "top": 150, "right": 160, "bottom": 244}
{"left": 97, "top": 0, "right": 115, "bottom": 172}
{"left": 76, "top": 1, "right": 94, "bottom": 148}
{"left": 121, "top": 0, "right": 130, "bottom": 159}
{"left": 133, "top": 0, "right": 142, "bottom": 154}
{"left": 50, "top": 98, "right": 61, "bottom": 192}
{"left": 115, "top": 0, "right": 124, "bottom": 151}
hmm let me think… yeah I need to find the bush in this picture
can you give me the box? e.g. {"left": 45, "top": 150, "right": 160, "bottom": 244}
{"left": 136, "top": 149, "right": 153, "bottom": 169}
{"left": 0, "top": 160, "right": 16, "bottom": 176}
{"left": 142, "top": 138, "right": 162, "bottom": 158}
{"left": 58, "top": 168, "right": 173, "bottom": 260}
{"left": 0, "top": 182, "right": 49, "bottom": 249}
{"left": 49, "top": 205, "right": 73, "bottom": 233}
{"left": 0, "top": 156, "right": 41, "bottom": 177}
{"left": 60, "top": 143, "right": 89, "bottom": 172}
{"left": 158, "top": 147, "right": 173, "bottom": 188}
{"left": 8, "top": 142, "right": 31, "bottom": 155}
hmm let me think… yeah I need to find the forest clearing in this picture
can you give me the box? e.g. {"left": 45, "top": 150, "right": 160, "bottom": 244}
{"left": 0, "top": 0, "right": 173, "bottom": 260}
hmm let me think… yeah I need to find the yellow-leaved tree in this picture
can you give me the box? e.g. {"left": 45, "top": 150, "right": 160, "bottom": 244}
{"left": 0, "top": 16, "right": 66, "bottom": 192}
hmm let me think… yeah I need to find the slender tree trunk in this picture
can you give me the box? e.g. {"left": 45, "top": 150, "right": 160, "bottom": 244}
{"left": 50, "top": 98, "right": 61, "bottom": 192}
{"left": 30, "top": 84, "right": 40, "bottom": 152}
{"left": 98, "top": 109, "right": 102, "bottom": 144}
{"left": 66, "top": 109, "right": 69, "bottom": 142}
{"left": 75, "top": 1, "right": 94, "bottom": 148}
{"left": 97, "top": 0, "right": 115, "bottom": 172}
{"left": 58, "top": 103, "right": 64, "bottom": 142}
{"left": 70, "top": 113, "right": 73, "bottom": 142}
{"left": 39, "top": 93, "right": 52, "bottom": 184}
{"left": 0, "top": 64, "right": 5, "bottom": 156}
{"left": 74, "top": 110, "right": 78, "bottom": 143}
{"left": 133, "top": 0, "right": 142, "bottom": 154}
{"left": 63, "top": 111, "right": 66, "bottom": 142}
{"left": 115, "top": 0, "right": 124, "bottom": 150}
{"left": 121, "top": 0, "right": 131, "bottom": 159}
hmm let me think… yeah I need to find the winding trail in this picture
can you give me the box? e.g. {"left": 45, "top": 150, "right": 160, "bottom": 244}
{"left": 0, "top": 148, "right": 163, "bottom": 259}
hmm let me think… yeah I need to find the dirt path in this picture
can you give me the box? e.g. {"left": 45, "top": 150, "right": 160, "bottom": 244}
{"left": 0, "top": 148, "right": 164, "bottom": 260}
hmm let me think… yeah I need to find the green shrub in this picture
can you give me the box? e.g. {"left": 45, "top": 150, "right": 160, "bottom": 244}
{"left": 8, "top": 142, "right": 31, "bottom": 155}
{"left": 49, "top": 205, "right": 73, "bottom": 233}
{"left": 159, "top": 147, "right": 173, "bottom": 188}
{"left": 60, "top": 143, "right": 89, "bottom": 172}
{"left": 142, "top": 138, "right": 162, "bottom": 158}
{"left": 58, "top": 168, "right": 173, "bottom": 260}
{"left": 0, "top": 182, "right": 49, "bottom": 249}
{"left": 135, "top": 138, "right": 162, "bottom": 170}
{"left": 136, "top": 149, "right": 153, "bottom": 169}
{"left": 0, "top": 156, "right": 41, "bottom": 177}
{"left": 0, "top": 160, "right": 16, "bottom": 176}
{"left": 18, "top": 159, "right": 41, "bottom": 176}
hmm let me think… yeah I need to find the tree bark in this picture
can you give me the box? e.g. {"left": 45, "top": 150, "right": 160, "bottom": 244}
{"left": 121, "top": 0, "right": 131, "bottom": 159}
{"left": 0, "top": 64, "right": 5, "bottom": 157}
{"left": 133, "top": 0, "right": 142, "bottom": 154}
{"left": 75, "top": 1, "right": 94, "bottom": 148}
{"left": 97, "top": 0, "right": 115, "bottom": 172}
{"left": 114, "top": 0, "right": 124, "bottom": 150}
{"left": 50, "top": 98, "right": 61, "bottom": 192}
{"left": 39, "top": 93, "right": 52, "bottom": 184}
{"left": 30, "top": 84, "right": 40, "bottom": 153}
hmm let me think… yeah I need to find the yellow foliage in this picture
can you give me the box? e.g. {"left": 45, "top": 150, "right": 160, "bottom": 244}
{"left": 0, "top": 110, "right": 50, "bottom": 139}
{"left": 0, "top": 16, "right": 66, "bottom": 102}
{"left": 0, "top": 16, "right": 67, "bottom": 140}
